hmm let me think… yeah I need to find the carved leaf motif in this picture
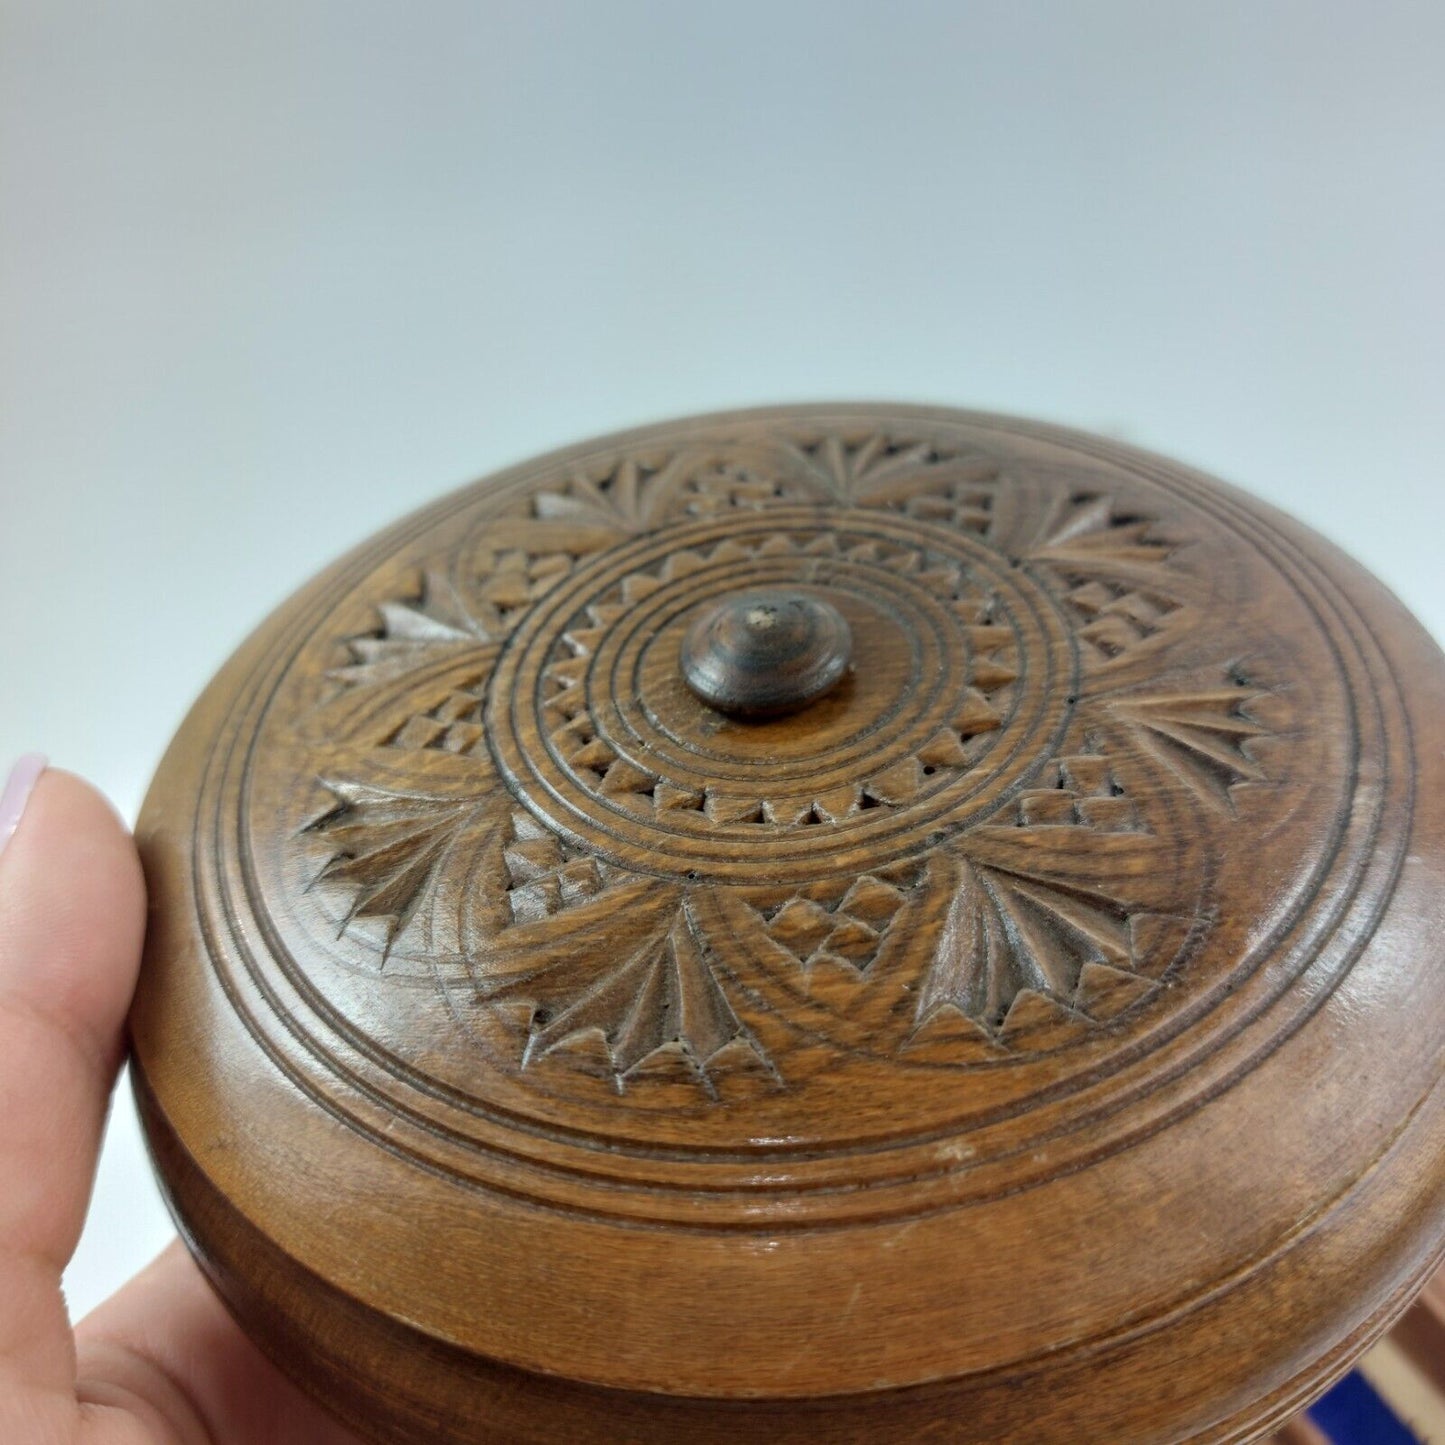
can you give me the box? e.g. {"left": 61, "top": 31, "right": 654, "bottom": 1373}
{"left": 335, "top": 547, "right": 592, "bottom": 691}
{"left": 306, "top": 782, "right": 485, "bottom": 959}
{"left": 782, "top": 430, "right": 985, "bottom": 496}
{"left": 531, "top": 454, "right": 687, "bottom": 533}
{"left": 333, "top": 567, "right": 500, "bottom": 689}
{"left": 1112, "top": 689, "right": 1269, "bottom": 811}
{"left": 911, "top": 828, "right": 1192, "bottom": 1039}
{"left": 1028, "top": 490, "right": 1176, "bottom": 567}
{"left": 996, "top": 487, "right": 1190, "bottom": 671}
{"left": 487, "top": 906, "right": 771, "bottom": 1093}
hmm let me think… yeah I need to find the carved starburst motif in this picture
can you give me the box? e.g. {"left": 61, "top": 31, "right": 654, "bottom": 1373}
{"left": 298, "top": 427, "right": 1267, "bottom": 1095}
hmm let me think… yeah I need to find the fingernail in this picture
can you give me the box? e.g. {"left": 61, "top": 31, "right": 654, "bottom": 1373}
{"left": 0, "top": 754, "right": 47, "bottom": 859}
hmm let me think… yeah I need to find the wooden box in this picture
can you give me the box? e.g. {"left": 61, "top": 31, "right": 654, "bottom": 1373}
{"left": 131, "top": 406, "right": 1445, "bottom": 1442}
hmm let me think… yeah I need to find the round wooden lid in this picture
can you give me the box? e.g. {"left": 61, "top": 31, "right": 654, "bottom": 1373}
{"left": 131, "top": 405, "right": 1445, "bottom": 1443}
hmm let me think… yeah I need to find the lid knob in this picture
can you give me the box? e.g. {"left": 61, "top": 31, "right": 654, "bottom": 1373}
{"left": 680, "top": 588, "right": 853, "bottom": 719}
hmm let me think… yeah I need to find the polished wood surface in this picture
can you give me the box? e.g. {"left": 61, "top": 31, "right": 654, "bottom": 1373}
{"left": 129, "top": 405, "right": 1445, "bottom": 1441}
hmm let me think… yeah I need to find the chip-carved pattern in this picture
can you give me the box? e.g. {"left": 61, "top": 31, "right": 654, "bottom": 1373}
{"left": 297, "top": 423, "right": 1277, "bottom": 1096}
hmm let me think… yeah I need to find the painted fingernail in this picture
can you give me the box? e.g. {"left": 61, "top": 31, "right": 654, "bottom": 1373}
{"left": 0, "top": 754, "right": 47, "bottom": 860}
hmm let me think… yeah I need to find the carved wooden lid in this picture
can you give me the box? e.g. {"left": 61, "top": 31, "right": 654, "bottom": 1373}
{"left": 131, "top": 405, "right": 1445, "bottom": 1443}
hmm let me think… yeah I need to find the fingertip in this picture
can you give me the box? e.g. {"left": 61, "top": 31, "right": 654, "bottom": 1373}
{"left": 0, "top": 752, "right": 48, "bottom": 855}
{"left": 0, "top": 766, "right": 147, "bottom": 1063}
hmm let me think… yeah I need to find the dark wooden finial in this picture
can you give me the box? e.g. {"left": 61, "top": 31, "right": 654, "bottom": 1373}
{"left": 679, "top": 588, "right": 853, "bottom": 718}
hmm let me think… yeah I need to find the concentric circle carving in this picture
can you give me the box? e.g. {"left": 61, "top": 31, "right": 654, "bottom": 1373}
{"left": 184, "top": 406, "right": 1408, "bottom": 1226}
{"left": 487, "top": 509, "right": 1074, "bottom": 883}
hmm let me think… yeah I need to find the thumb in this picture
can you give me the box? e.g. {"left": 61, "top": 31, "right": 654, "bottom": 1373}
{"left": 0, "top": 760, "right": 146, "bottom": 1426}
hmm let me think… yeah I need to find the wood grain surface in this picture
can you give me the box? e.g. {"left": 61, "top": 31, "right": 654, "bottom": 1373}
{"left": 129, "top": 405, "right": 1445, "bottom": 1442}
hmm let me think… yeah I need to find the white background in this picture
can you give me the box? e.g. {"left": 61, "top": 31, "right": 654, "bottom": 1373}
{"left": 2, "top": 2, "right": 1442, "bottom": 1319}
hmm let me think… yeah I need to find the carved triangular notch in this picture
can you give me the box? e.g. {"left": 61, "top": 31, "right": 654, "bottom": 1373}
{"left": 1074, "top": 961, "right": 1156, "bottom": 1021}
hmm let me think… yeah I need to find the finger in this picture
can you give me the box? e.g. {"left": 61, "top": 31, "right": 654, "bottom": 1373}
{"left": 76, "top": 1241, "right": 363, "bottom": 1445}
{"left": 0, "top": 764, "right": 146, "bottom": 1399}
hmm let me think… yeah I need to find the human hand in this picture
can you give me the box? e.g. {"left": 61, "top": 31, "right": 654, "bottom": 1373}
{"left": 0, "top": 759, "right": 365, "bottom": 1444}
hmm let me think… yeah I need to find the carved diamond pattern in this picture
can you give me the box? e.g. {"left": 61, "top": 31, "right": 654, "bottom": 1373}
{"left": 501, "top": 809, "right": 618, "bottom": 924}
{"left": 758, "top": 873, "right": 914, "bottom": 977}
{"left": 384, "top": 673, "right": 490, "bottom": 757}
{"left": 1013, "top": 752, "right": 1140, "bottom": 831}
{"left": 1062, "top": 576, "right": 1181, "bottom": 662}
{"left": 672, "top": 458, "right": 819, "bottom": 518}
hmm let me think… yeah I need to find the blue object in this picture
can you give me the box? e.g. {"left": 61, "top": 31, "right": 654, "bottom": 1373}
{"left": 1308, "top": 1370, "right": 1418, "bottom": 1444}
